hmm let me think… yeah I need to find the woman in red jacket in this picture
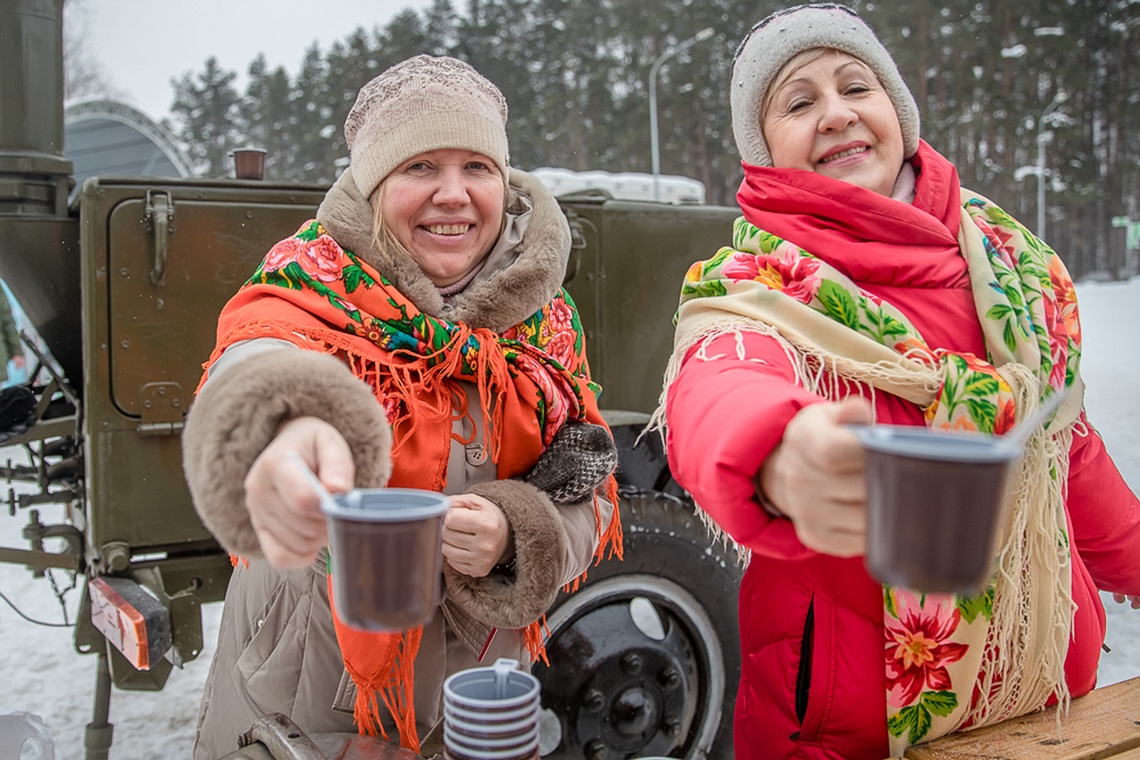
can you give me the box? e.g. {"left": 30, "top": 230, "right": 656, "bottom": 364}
{"left": 659, "top": 4, "right": 1140, "bottom": 758}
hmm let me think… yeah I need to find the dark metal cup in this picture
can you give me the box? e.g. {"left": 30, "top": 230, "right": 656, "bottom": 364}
{"left": 230, "top": 147, "right": 267, "bottom": 180}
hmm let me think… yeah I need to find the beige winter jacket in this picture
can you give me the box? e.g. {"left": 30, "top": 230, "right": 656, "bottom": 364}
{"left": 183, "top": 168, "right": 615, "bottom": 760}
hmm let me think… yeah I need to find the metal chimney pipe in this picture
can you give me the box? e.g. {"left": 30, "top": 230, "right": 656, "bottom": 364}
{"left": 0, "top": 0, "right": 83, "bottom": 384}
{"left": 0, "top": 0, "right": 72, "bottom": 201}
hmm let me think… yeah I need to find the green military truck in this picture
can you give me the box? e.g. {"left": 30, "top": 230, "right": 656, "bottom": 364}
{"left": 0, "top": 2, "right": 742, "bottom": 758}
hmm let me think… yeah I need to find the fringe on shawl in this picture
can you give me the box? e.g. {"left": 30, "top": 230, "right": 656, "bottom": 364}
{"left": 345, "top": 626, "right": 424, "bottom": 754}
{"left": 524, "top": 618, "right": 552, "bottom": 666}
{"left": 958, "top": 362, "right": 1074, "bottom": 730}
{"left": 200, "top": 320, "right": 513, "bottom": 477}
{"left": 649, "top": 318, "right": 1075, "bottom": 733}
{"left": 345, "top": 324, "right": 513, "bottom": 472}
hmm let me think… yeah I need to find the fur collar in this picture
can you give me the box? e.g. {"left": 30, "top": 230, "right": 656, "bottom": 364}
{"left": 316, "top": 166, "right": 570, "bottom": 332}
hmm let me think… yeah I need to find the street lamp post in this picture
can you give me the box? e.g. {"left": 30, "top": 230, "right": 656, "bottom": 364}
{"left": 649, "top": 27, "right": 714, "bottom": 202}
{"left": 1035, "top": 90, "right": 1067, "bottom": 240}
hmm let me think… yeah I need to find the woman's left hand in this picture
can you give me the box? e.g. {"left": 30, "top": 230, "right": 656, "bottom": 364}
{"left": 1112, "top": 593, "right": 1140, "bottom": 610}
{"left": 443, "top": 493, "right": 514, "bottom": 578}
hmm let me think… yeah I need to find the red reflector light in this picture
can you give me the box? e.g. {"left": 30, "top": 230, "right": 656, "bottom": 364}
{"left": 89, "top": 576, "right": 172, "bottom": 671}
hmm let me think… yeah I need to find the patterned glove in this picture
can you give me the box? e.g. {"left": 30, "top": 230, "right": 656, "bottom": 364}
{"left": 525, "top": 422, "right": 617, "bottom": 503}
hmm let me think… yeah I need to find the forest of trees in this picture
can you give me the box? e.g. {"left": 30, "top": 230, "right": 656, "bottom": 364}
{"left": 162, "top": 0, "right": 1139, "bottom": 280}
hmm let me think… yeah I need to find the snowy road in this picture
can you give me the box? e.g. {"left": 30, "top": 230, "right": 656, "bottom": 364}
{"left": 1, "top": 278, "right": 1138, "bottom": 759}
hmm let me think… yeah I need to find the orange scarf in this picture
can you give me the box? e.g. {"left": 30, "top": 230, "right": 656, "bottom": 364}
{"left": 204, "top": 220, "right": 622, "bottom": 752}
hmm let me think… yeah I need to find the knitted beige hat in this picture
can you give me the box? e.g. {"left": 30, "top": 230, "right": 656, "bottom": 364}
{"left": 345, "top": 55, "right": 510, "bottom": 199}
{"left": 731, "top": 3, "right": 920, "bottom": 167}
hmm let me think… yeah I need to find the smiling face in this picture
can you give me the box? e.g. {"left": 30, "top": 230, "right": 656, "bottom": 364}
{"left": 762, "top": 50, "right": 905, "bottom": 196}
{"left": 377, "top": 149, "right": 506, "bottom": 287}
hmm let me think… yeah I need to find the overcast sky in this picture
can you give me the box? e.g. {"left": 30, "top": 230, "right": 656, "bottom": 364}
{"left": 74, "top": 0, "right": 434, "bottom": 121}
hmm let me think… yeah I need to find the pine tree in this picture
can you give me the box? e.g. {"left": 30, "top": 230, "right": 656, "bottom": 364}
{"left": 169, "top": 57, "right": 240, "bottom": 177}
{"left": 161, "top": 1, "right": 1137, "bottom": 277}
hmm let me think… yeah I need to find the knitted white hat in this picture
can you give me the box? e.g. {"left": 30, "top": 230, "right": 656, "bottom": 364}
{"left": 345, "top": 55, "right": 510, "bottom": 198}
{"left": 731, "top": 3, "right": 920, "bottom": 167}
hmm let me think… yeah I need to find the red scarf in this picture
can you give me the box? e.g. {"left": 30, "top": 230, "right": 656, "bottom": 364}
{"left": 736, "top": 140, "right": 965, "bottom": 282}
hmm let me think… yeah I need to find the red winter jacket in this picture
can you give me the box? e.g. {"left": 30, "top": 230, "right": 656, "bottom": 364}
{"left": 664, "top": 146, "right": 1140, "bottom": 760}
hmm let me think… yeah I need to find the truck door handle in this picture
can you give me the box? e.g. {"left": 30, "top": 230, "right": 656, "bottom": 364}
{"left": 145, "top": 190, "right": 175, "bottom": 285}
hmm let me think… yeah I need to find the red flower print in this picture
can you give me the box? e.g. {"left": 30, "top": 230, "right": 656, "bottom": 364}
{"left": 516, "top": 353, "right": 571, "bottom": 442}
{"left": 544, "top": 330, "right": 577, "bottom": 368}
{"left": 502, "top": 323, "right": 536, "bottom": 344}
{"left": 994, "top": 398, "right": 1017, "bottom": 435}
{"left": 885, "top": 592, "right": 969, "bottom": 708}
{"left": 722, "top": 253, "right": 760, "bottom": 282}
{"left": 548, "top": 297, "right": 575, "bottom": 332}
{"left": 783, "top": 278, "right": 817, "bottom": 304}
{"left": 777, "top": 251, "right": 821, "bottom": 303}
{"left": 1049, "top": 257, "right": 1081, "bottom": 345}
{"left": 381, "top": 395, "right": 402, "bottom": 425}
{"left": 895, "top": 336, "right": 934, "bottom": 362}
{"left": 1048, "top": 343, "right": 1069, "bottom": 389}
{"left": 297, "top": 236, "right": 344, "bottom": 283}
{"left": 786, "top": 252, "right": 821, "bottom": 280}
{"left": 264, "top": 237, "right": 302, "bottom": 272}
{"left": 976, "top": 219, "right": 1017, "bottom": 268}
{"left": 1049, "top": 256, "right": 1076, "bottom": 309}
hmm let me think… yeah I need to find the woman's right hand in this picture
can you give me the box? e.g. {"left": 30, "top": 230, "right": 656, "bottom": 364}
{"left": 757, "top": 397, "right": 873, "bottom": 558}
{"left": 243, "top": 416, "right": 355, "bottom": 568}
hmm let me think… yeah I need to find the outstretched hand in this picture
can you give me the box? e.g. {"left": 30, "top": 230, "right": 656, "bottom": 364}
{"left": 443, "top": 493, "right": 513, "bottom": 578}
{"left": 1112, "top": 593, "right": 1140, "bottom": 610}
{"left": 243, "top": 416, "right": 354, "bottom": 568}
{"left": 758, "top": 397, "right": 873, "bottom": 558}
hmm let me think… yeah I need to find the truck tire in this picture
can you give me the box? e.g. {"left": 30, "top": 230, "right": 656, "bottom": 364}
{"left": 535, "top": 489, "right": 743, "bottom": 760}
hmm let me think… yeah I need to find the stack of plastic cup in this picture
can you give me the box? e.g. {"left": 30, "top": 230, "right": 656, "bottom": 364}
{"left": 443, "top": 658, "right": 542, "bottom": 760}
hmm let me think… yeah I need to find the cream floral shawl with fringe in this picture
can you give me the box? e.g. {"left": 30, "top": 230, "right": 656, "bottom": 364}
{"left": 657, "top": 190, "right": 1084, "bottom": 753}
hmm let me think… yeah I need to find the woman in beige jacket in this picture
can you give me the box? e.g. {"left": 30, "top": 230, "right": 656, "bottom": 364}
{"left": 182, "top": 55, "right": 619, "bottom": 760}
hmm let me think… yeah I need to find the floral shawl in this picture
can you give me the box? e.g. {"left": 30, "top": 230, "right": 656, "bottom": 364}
{"left": 660, "top": 143, "right": 1083, "bottom": 753}
{"left": 203, "top": 220, "right": 622, "bottom": 752}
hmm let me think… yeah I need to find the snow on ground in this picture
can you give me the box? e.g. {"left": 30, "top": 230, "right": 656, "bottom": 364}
{"left": 0, "top": 277, "right": 1138, "bottom": 759}
{"left": 1073, "top": 278, "right": 1140, "bottom": 687}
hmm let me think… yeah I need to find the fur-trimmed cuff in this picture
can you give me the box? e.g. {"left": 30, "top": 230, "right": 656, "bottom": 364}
{"left": 181, "top": 348, "right": 392, "bottom": 556}
{"left": 443, "top": 479, "right": 566, "bottom": 629}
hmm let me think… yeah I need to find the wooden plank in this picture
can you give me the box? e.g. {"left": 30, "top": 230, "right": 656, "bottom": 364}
{"left": 906, "top": 677, "right": 1140, "bottom": 760}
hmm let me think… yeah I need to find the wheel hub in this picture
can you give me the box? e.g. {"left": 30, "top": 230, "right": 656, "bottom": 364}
{"left": 538, "top": 595, "right": 698, "bottom": 758}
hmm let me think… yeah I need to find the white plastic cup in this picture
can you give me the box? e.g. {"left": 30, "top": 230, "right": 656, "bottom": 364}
{"left": 446, "top": 715, "right": 540, "bottom": 742}
{"left": 443, "top": 737, "right": 539, "bottom": 760}
{"left": 444, "top": 723, "right": 539, "bottom": 749}
{"left": 443, "top": 658, "right": 541, "bottom": 711}
{"left": 445, "top": 697, "right": 540, "bottom": 724}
